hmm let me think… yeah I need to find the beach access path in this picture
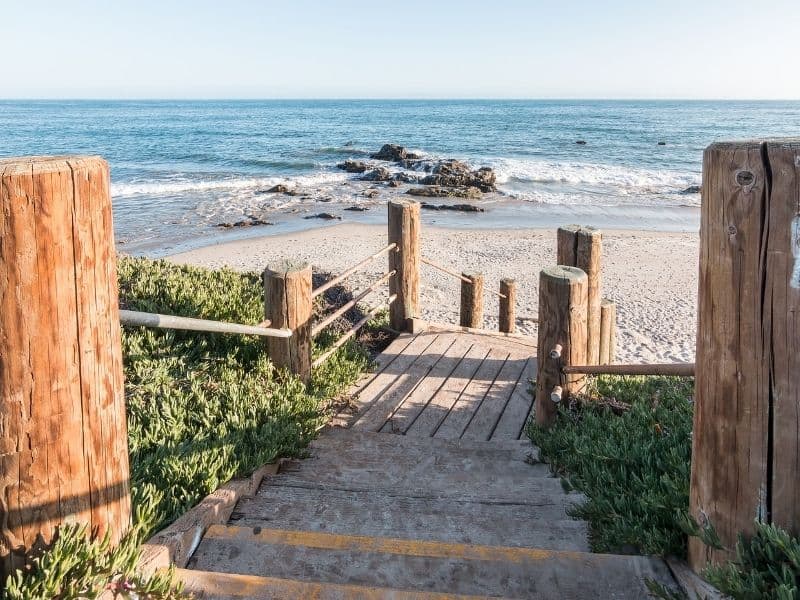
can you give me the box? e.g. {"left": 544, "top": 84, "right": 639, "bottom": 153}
{"left": 173, "top": 325, "right": 682, "bottom": 598}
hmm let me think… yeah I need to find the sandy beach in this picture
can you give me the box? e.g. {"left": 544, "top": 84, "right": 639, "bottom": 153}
{"left": 169, "top": 224, "right": 698, "bottom": 363}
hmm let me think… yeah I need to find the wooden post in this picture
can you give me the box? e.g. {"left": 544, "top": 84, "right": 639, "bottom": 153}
{"left": 459, "top": 272, "right": 484, "bottom": 329}
{"left": 0, "top": 156, "right": 131, "bottom": 578}
{"left": 556, "top": 224, "right": 581, "bottom": 266}
{"left": 388, "top": 200, "right": 420, "bottom": 331}
{"left": 263, "top": 260, "right": 312, "bottom": 383}
{"left": 576, "top": 227, "right": 602, "bottom": 363}
{"left": 689, "top": 140, "right": 800, "bottom": 572}
{"left": 599, "top": 298, "right": 617, "bottom": 365}
{"left": 535, "top": 266, "right": 588, "bottom": 426}
{"left": 499, "top": 278, "right": 516, "bottom": 333}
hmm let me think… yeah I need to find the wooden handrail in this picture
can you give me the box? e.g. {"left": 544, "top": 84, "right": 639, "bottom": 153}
{"left": 119, "top": 309, "right": 292, "bottom": 338}
{"left": 562, "top": 363, "right": 695, "bottom": 377}
{"left": 312, "top": 294, "right": 397, "bottom": 368}
{"left": 311, "top": 271, "right": 395, "bottom": 337}
{"left": 421, "top": 256, "right": 506, "bottom": 299}
{"left": 311, "top": 243, "right": 397, "bottom": 299}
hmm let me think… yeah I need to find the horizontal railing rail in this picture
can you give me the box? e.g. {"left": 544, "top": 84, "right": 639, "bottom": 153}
{"left": 119, "top": 309, "right": 292, "bottom": 338}
{"left": 311, "top": 243, "right": 397, "bottom": 299}
{"left": 311, "top": 270, "right": 395, "bottom": 338}
{"left": 421, "top": 256, "right": 506, "bottom": 298}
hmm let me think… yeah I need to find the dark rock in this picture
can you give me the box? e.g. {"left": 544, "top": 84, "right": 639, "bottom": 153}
{"left": 393, "top": 172, "right": 421, "bottom": 183}
{"left": 682, "top": 185, "right": 701, "bottom": 194}
{"left": 387, "top": 180, "right": 401, "bottom": 188}
{"left": 304, "top": 213, "right": 341, "bottom": 220}
{"left": 421, "top": 203, "right": 485, "bottom": 213}
{"left": 370, "top": 144, "right": 420, "bottom": 162}
{"left": 657, "top": 141, "right": 667, "bottom": 146}
{"left": 285, "top": 189, "right": 300, "bottom": 196}
{"left": 361, "top": 167, "right": 392, "bottom": 182}
{"left": 337, "top": 160, "right": 368, "bottom": 173}
{"left": 407, "top": 186, "right": 482, "bottom": 199}
{"left": 420, "top": 160, "right": 496, "bottom": 192}
{"left": 344, "top": 206, "right": 370, "bottom": 212}
{"left": 317, "top": 196, "right": 333, "bottom": 202}
{"left": 264, "top": 184, "right": 290, "bottom": 193}
{"left": 215, "top": 217, "right": 274, "bottom": 228}
{"left": 576, "top": 140, "right": 587, "bottom": 145}
{"left": 364, "top": 189, "right": 380, "bottom": 198}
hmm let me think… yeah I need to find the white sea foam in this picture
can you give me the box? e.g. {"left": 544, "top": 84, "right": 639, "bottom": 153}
{"left": 111, "top": 171, "right": 349, "bottom": 198}
{"left": 486, "top": 157, "right": 699, "bottom": 193}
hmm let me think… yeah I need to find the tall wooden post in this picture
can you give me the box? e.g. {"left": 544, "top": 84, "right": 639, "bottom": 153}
{"left": 689, "top": 140, "right": 800, "bottom": 571}
{"left": 263, "top": 260, "right": 312, "bottom": 383}
{"left": 535, "top": 266, "right": 588, "bottom": 426}
{"left": 0, "top": 156, "right": 131, "bottom": 578}
{"left": 576, "top": 228, "right": 602, "bottom": 363}
{"left": 499, "top": 278, "right": 516, "bottom": 333}
{"left": 388, "top": 200, "right": 420, "bottom": 332}
{"left": 555, "top": 225, "right": 602, "bottom": 363}
{"left": 459, "top": 272, "right": 484, "bottom": 329}
{"left": 599, "top": 299, "right": 617, "bottom": 365}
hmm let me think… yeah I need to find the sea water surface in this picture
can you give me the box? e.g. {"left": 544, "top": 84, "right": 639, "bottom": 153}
{"left": 1, "top": 100, "right": 799, "bottom": 255}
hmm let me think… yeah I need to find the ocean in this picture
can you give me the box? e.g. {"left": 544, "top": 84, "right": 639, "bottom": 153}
{"left": 1, "top": 99, "right": 799, "bottom": 255}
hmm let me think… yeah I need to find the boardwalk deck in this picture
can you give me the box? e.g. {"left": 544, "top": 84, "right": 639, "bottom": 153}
{"left": 341, "top": 326, "right": 536, "bottom": 440}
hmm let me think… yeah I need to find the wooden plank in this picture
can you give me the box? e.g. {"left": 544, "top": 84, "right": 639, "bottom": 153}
{"left": 434, "top": 348, "right": 509, "bottom": 440}
{"left": 353, "top": 334, "right": 455, "bottom": 431}
{"left": 381, "top": 337, "right": 473, "bottom": 434}
{"left": 491, "top": 357, "right": 536, "bottom": 440}
{"left": 462, "top": 355, "right": 528, "bottom": 441}
{"left": 406, "top": 344, "right": 490, "bottom": 438}
{"left": 343, "top": 333, "right": 438, "bottom": 424}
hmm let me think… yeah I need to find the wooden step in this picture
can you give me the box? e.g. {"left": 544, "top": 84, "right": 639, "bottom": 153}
{"left": 175, "top": 568, "right": 494, "bottom": 599}
{"left": 232, "top": 483, "right": 587, "bottom": 550}
{"left": 186, "top": 526, "right": 679, "bottom": 599}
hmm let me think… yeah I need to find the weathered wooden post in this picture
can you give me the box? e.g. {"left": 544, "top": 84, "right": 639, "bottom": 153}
{"left": 263, "top": 260, "right": 312, "bottom": 383}
{"left": 0, "top": 157, "right": 131, "bottom": 578}
{"left": 599, "top": 298, "right": 617, "bottom": 365}
{"left": 499, "top": 278, "right": 516, "bottom": 333}
{"left": 689, "top": 140, "right": 800, "bottom": 571}
{"left": 535, "top": 266, "right": 588, "bottom": 426}
{"left": 459, "top": 272, "right": 484, "bottom": 329}
{"left": 388, "top": 200, "right": 420, "bottom": 332}
{"left": 555, "top": 225, "right": 603, "bottom": 363}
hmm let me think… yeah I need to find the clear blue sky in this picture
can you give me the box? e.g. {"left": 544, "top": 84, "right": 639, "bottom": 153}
{"left": 3, "top": 0, "right": 799, "bottom": 99}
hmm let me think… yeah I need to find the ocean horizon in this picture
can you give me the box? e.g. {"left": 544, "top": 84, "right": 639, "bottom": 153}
{"left": 2, "top": 99, "right": 799, "bottom": 255}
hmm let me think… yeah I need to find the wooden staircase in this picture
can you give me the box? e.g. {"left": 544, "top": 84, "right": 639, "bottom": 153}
{"left": 174, "top": 329, "right": 680, "bottom": 598}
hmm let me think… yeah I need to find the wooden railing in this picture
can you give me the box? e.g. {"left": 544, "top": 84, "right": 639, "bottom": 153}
{"left": 119, "top": 309, "right": 292, "bottom": 338}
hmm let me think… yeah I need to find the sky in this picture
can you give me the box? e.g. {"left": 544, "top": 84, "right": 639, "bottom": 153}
{"left": 2, "top": 0, "right": 799, "bottom": 100}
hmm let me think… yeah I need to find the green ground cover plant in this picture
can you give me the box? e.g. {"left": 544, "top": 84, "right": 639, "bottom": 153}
{"left": 529, "top": 375, "right": 800, "bottom": 599}
{"left": 4, "top": 257, "right": 378, "bottom": 599}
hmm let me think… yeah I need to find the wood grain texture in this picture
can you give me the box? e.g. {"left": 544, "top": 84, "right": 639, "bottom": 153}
{"left": 535, "top": 266, "right": 588, "bottom": 426}
{"left": 689, "top": 140, "right": 800, "bottom": 571}
{"left": 599, "top": 299, "right": 617, "bottom": 365}
{"left": 576, "top": 228, "right": 602, "bottom": 364}
{"left": 499, "top": 278, "right": 516, "bottom": 334}
{"left": 459, "top": 272, "right": 484, "bottom": 329}
{"left": 263, "top": 260, "right": 312, "bottom": 383}
{"left": 388, "top": 201, "right": 420, "bottom": 331}
{"left": 0, "top": 156, "right": 130, "bottom": 578}
{"left": 556, "top": 225, "right": 580, "bottom": 266}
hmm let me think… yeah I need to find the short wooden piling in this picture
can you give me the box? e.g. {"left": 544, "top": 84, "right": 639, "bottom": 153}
{"left": 263, "top": 260, "right": 312, "bottom": 383}
{"left": 535, "top": 266, "right": 588, "bottom": 426}
{"left": 576, "top": 227, "right": 602, "bottom": 363}
{"left": 689, "top": 140, "right": 800, "bottom": 571}
{"left": 556, "top": 224, "right": 581, "bottom": 266}
{"left": 599, "top": 298, "right": 617, "bottom": 365}
{"left": 388, "top": 200, "right": 420, "bottom": 331}
{"left": 0, "top": 157, "right": 131, "bottom": 579}
{"left": 460, "top": 272, "right": 484, "bottom": 329}
{"left": 499, "top": 278, "right": 516, "bottom": 333}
